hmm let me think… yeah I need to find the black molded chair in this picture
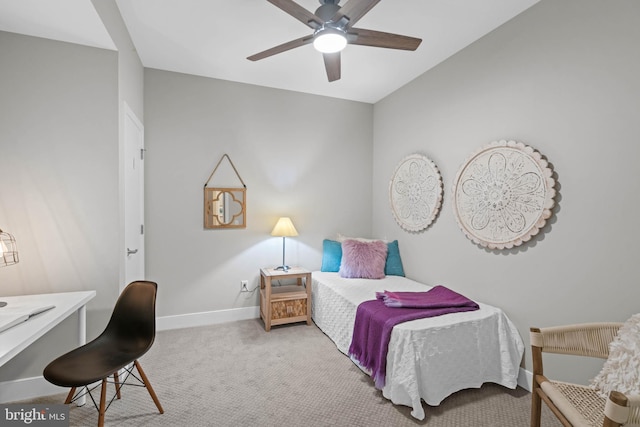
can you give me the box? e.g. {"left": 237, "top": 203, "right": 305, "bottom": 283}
{"left": 44, "top": 281, "right": 164, "bottom": 427}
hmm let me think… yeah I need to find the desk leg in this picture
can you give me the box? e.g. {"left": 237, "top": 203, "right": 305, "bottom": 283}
{"left": 76, "top": 305, "right": 87, "bottom": 407}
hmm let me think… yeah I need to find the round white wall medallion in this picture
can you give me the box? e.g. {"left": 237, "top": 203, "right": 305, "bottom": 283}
{"left": 389, "top": 154, "right": 443, "bottom": 232}
{"left": 452, "top": 140, "right": 556, "bottom": 249}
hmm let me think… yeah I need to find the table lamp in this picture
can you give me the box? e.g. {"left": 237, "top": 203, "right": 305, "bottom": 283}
{"left": 271, "top": 217, "right": 298, "bottom": 272}
{"left": 0, "top": 228, "right": 19, "bottom": 307}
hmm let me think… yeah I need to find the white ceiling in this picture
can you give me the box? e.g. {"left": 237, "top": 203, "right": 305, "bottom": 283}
{"left": 0, "top": 0, "right": 539, "bottom": 103}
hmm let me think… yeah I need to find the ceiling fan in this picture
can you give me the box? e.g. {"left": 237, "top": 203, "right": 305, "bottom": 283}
{"left": 247, "top": 0, "right": 422, "bottom": 82}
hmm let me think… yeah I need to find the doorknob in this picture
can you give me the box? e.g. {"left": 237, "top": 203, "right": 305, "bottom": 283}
{"left": 127, "top": 248, "right": 138, "bottom": 256}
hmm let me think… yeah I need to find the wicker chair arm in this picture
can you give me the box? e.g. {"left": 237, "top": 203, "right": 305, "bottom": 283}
{"left": 530, "top": 323, "right": 623, "bottom": 358}
{"left": 605, "top": 391, "right": 640, "bottom": 425}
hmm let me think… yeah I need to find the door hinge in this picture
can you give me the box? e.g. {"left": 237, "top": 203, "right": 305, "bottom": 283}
{"left": 140, "top": 148, "right": 146, "bottom": 160}
{"left": 140, "top": 224, "right": 144, "bottom": 235}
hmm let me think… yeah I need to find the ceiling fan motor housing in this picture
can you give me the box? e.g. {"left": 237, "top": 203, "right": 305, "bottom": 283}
{"left": 315, "top": 2, "right": 342, "bottom": 23}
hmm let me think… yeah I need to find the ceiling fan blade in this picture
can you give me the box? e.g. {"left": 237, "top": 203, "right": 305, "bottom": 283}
{"left": 267, "top": 0, "right": 323, "bottom": 29}
{"left": 323, "top": 52, "right": 341, "bottom": 82}
{"left": 247, "top": 35, "right": 314, "bottom": 61}
{"left": 332, "top": 0, "right": 381, "bottom": 28}
{"left": 349, "top": 28, "right": 422, "bottom": 50}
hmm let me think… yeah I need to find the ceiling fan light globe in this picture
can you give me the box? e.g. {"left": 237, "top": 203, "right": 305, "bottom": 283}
{"left": 313, "top": 33, "right": 347, "bottom": 53}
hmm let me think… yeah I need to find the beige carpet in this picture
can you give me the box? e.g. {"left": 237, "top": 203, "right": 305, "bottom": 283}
{"left": 20, "top": 319, "right": 560, "bottom": 426}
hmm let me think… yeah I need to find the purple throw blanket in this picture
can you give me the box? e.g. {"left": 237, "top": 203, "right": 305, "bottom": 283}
{"left": 376, "top": 286, "right": 480, "bottom": 309}
{"left": 348, "top": 285, "right": 479, "bottom": 389}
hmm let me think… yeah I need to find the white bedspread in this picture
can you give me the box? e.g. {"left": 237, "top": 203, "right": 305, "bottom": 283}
{"left": 311, "top": 272, "right": 524, "bottom": 420}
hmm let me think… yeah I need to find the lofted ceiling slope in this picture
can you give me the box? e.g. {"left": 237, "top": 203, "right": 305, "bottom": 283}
{"left": 0, "top": 0, "right": 539, "bottom": 103}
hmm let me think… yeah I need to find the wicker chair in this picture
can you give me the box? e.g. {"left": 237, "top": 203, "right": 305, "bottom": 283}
{"left": 530, "top": 323, "right": 640, "bottom": 427}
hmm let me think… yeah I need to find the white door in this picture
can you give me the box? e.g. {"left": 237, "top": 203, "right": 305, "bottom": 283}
{"left": 124, "top": 103, "right": 145, "bottom": 290}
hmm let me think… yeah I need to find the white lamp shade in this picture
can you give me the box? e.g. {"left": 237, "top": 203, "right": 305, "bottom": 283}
{"left": 271, "top": 217, "right": 298, "bottom": 237}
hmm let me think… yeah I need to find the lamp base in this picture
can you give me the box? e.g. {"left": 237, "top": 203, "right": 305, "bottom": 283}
{"left": 274, "top": 265, "right": 290, "bottom": 272}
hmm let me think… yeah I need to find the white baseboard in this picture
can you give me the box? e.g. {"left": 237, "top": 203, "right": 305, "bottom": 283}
{"left": 0, "top": 306, "right": 261, "bottom": 403}
{"left": 518, "top": 367, "right": 533, "bottom": 392}
{"left": 0, "top": 376, "right": 67, "bottom": 404}
{"left": 156, "top": 305, "right": 260, "bottom": 331}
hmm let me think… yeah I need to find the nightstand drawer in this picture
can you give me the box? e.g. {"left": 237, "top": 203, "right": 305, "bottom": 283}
{"left": 271, "top": 298, "right": 307, "bottom": 320}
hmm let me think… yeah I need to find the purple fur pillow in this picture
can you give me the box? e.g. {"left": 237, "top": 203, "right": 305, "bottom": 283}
{"left": 339, "top": 239, "right": 388, "bottom": 279}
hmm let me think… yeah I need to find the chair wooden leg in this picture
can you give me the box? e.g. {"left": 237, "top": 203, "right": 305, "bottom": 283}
{"left": 531, "top": 386, "right": 542, "bottom": 427}
{"left": 530, "top": 341, "right": 543, "bottom": 427}
{"left": 134, "top": 360, "right": 164, "bottom": 414}
{"left": 64, "top": 387, "right": 76, "bottom": 404}
{"left": 114, "top": 371, "right": 122, "bottom": 399}
{"left": 98, "top": 379, "right": 107, "bottom": 427}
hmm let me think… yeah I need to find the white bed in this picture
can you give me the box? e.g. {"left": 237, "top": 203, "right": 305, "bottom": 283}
{"left": 311, "top": 271, "right": 524, "bottom": 420}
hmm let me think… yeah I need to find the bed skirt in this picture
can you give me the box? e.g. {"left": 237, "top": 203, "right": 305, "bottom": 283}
{"left": 310, "top": 272, "right": 524, "bottom": 420}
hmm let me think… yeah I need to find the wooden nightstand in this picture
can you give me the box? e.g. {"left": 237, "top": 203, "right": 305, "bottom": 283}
{"left": 260, "top": 267, "right": 311, "bottom": 331}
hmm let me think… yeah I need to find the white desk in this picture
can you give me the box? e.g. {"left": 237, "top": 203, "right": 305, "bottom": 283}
{"left": 0, "top": 291, "right": 96, "bottom": 367}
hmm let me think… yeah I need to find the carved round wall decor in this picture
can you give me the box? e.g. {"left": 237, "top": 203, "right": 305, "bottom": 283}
{"left": 389, "top": 153, "right": 443, "bottom": 232}
{"left": 452, "top": 140, "right": 556, "bottom": 249}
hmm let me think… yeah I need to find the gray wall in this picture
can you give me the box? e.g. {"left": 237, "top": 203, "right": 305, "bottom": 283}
{"left": 0, "top": 29, "right": 372, "bottom": 390}
{"left": 0, "top": 31, "right": 119, "bottom": 382}
{"left": 372, "top": 0, "right": 640, "bottom": 383}
{"left": 144, "top": 69, "right": 373, "bottom": 316}
{"left": 0, "top": 0, "right": 144, "bottom": 386}
{"left": 91, "top": 0, "right": 145, "bottom": 290}
{"left": 92, "top": 0, "right": 144, "bottom": 121}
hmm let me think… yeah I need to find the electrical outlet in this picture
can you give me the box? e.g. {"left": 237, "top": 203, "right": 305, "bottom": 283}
{"left": 240, "top": 280, "right": 249, "bottom": 292}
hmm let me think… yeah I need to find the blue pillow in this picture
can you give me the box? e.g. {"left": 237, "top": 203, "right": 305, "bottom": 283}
{"left": 321, "top": 239, "right": 342, "bottom": 272}
{"left": 322, "top": 238, "right": 405, "bottom": 276}
{"left": 385, "top": 240, "right": 405, "bottom": 277}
